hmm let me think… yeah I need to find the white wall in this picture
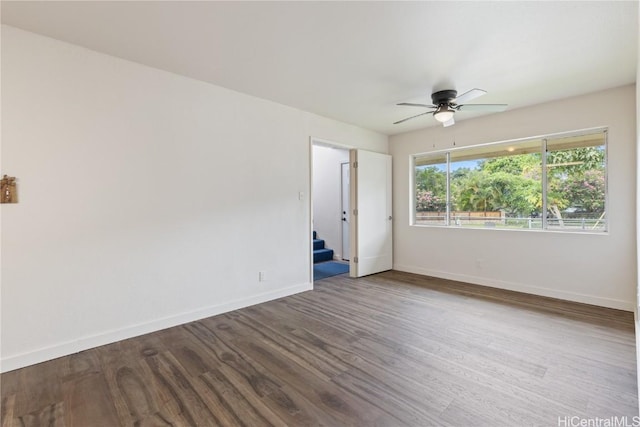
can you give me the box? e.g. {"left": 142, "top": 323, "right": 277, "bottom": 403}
{"left": 391, "top": 85, "right": 637, "bottom": 311}
{"left": 312, "top": 145, "right": 349, "bottom": 259}
{"left": 0, "top": 26, "right": 388, "bottom": 372}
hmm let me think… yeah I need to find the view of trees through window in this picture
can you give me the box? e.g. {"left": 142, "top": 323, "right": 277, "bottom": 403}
{"left": 413, "top": 129, "right": 607, "bottom": 232}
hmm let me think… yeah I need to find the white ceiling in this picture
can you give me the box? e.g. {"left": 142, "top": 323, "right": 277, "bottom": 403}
{"left": 2, "top": 1, "right": 637, "bottom": 136}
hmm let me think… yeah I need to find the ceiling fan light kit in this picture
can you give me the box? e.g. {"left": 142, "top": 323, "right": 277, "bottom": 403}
{"left": 395, "top": 88, "right": 507, "bottom": 127}
{"left": 433, "top": 106, "right": 455, "bottom": 123}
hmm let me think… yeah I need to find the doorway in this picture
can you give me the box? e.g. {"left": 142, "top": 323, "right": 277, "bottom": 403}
{"left": 311, "top": 142, "right": 351, "bottom": 281}
{"left": 310, "top": 140, "right": 393, "bottom": 282}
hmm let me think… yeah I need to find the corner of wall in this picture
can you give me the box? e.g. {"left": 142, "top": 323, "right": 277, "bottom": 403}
{"left": 635, "top": 3, "right": 640, "bottom": 412}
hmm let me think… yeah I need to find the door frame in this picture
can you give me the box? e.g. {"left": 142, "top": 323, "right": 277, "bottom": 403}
{"left": 309, "top": 137, "right": 354, "bottom": 285}
{"left": 340, "top": 161, "right": 350, "bottom": 261}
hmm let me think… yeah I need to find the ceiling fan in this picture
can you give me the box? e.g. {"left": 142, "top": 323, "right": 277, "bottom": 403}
{"left": 394, "top": 88, "right": 507, "bottom": 127}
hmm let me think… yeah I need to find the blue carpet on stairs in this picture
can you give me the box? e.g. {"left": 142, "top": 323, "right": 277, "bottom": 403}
{"left": 314, "top": 261, "right": 349, "bottom": 281}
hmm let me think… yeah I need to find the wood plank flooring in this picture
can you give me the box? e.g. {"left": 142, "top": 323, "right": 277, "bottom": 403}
{"left": 1, "top": 271, "right": 637, "bottom": 426}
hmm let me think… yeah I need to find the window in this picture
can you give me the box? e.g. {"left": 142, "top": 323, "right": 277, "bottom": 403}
{"left": 412, "top": 128, "right": 607, "bottom": 232}
{"left": 414, "top": 154, "right": 447, "bottom": 225}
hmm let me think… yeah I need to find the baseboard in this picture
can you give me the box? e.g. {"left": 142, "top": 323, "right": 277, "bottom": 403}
{"left": 393, "top": 264, "right": 634, "bottom": 312}
{"left": 0, "top": 282, "right": 312, "bottom": 373}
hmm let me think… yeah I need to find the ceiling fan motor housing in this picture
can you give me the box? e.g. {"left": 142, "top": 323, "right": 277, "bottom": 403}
{"left": 431, "top": 89, "right": 458, "bottom": 106}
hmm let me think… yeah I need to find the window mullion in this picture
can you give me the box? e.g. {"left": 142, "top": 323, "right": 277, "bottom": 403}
{"left": 446, "top": 152, "right": 451, "bottom": 226}
{"left": 603, "top": 129, "right": 608, "bottom": 232}
{"left": 542, "top": 138, "right": 548, "bottom": 230}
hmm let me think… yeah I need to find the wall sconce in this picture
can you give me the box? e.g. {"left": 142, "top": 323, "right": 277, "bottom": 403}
{"left": 1, "top": 175, "right": 18, "bottom": 203}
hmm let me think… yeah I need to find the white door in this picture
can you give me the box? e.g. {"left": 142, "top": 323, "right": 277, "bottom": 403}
{"left": 341, "top": 162, "right": 350, "bottom": 261}
{"left": 349, "top": 149, "right": 393, "bottom": 277}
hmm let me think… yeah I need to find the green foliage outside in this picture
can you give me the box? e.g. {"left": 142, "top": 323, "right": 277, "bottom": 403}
{"left": 546, "top": 147, "right": 606, "bottom": 219}
{"left": 415, "top": 166, "right": 446, "bottom": 211}
{"left": 415, "top": 146, "right": 605, "bottom": 221}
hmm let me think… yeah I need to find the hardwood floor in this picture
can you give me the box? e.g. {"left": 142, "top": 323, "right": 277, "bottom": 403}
{"left": 2, "top": 271, "right": 637, "bottom": 426}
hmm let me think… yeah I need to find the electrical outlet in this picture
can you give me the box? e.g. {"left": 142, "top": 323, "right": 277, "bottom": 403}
{"left": 259, "top": 271, "right": 267, "bottom": 282}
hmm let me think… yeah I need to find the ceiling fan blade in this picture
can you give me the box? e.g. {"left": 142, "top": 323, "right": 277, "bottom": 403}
{"left": 454, "top": 88, "right": 487, "bottom": 104}
{"left": 457, "top": 103, "right": 508, "bottom": 112}
{"left": 394, "top": 111, "right": 432, "bottom": 125}
{"left": 397, "top": 102, "right": 436, "bottom": 108}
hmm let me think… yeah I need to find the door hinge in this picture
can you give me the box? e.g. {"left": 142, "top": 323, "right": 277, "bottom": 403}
{"left": 353, "top": 209, "right": 358, "bottom": 216}
{"left": 354, "top": 257, "right": 358, "bottom": 263}
{"left": 353, "top": 161, "right": 358, "bottom": 168}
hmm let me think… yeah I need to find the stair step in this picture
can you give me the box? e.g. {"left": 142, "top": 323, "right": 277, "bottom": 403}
{"left": 313, "top": 239, "right": 325, "bottom": 250}
{"left": 313, "top": 248, "right": 334, "bottom": 263}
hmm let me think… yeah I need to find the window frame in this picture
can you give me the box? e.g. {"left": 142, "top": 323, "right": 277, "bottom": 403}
{"left": 410, "top": 127, "right": 608, "bottom": 233}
